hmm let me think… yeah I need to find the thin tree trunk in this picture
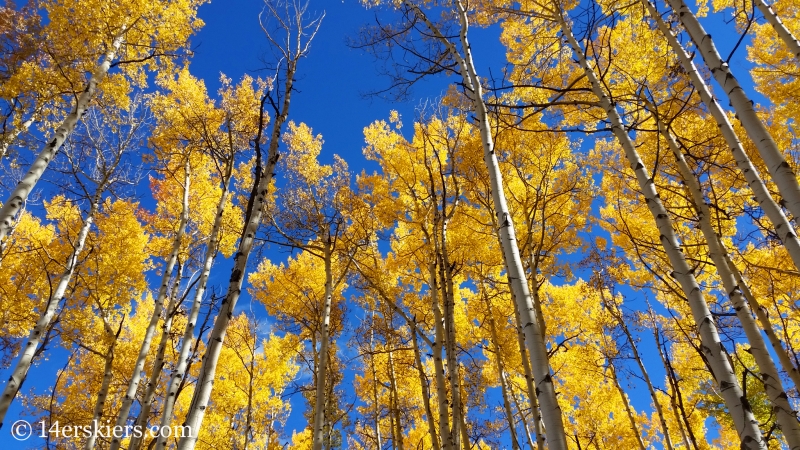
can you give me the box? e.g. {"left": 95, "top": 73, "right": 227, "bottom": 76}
{"left": 509, "top": 385, "right": 537, "bottom": 450}
{"left": 129, "top": 262, "right": 185, "bottom": 450}
{"left": 602, "top": 294, "right": 674, "bottom": 450}
{"left": 154, "top": 170, "right": 232, "bottom": 449}
{"left": 313, "top": 237, "right": 335, "bottom": 450}
{"left": 485, "top": 290, "right": 521, "bottom": 450}
{"left": 429, "top": 262, "right": 454, "bottom": 450}
{"left": 557, "top": 13, "right": 765, "bottom": 448}
{"left": 653, "top": 114, "right": 800, "bottom": 448}
{"left": 0, "top": 30, "right": 125, "bottom": 243}
{"left": 609, "top": 363, "right": 646, "bottom": 450}
{"left": 0, "top": 192, "right": 100, "bottom": 426}
{"left": 411, "top": 322, "right": 441, "bottom": 450}
{"left": 369, "top": 314, "right": 384, "bottom": 450}
{"left": 83, "top": 318, "right": 123, "bottom": 450}
{"left": 753, "top": 0, "right": 800, "bottom": 60}
{"left": 645, "top": 0, "right": 800, "bottom": 390}
{"left": 387, "top": 347, "right": 404, "bottom": 450}
{"left": 176, "top": 57, "right": 298, "bottom": 450}
{"left": 666, "top": 0, "right": 800, "bottom": 221}
{"left": 642, "top": 0, "right": 800, "bottom": 273}
{"left": 404, "top": 3, "right": 568, "bottom": 447}
{"left": 110, "top": 160, "right": 191, "bottom": 450}
{"left": 655, "top": 327, "right": 699, "bottom": 450}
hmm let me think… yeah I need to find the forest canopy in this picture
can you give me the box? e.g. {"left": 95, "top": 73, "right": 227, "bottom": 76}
{"left": 0, "top": 0, "right": 799, "bottom": 449}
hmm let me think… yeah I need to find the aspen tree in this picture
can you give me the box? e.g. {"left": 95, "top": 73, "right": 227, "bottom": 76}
{"left": 0, "top": 0, "right": 205, "bottom": 245}
{"left": 176, "top": 4, "right": 322, "bottom": 447}
{"left": 648, "top": 106, "right": 800, "bottom": 448}
{"left": 361, "top": 3, "right": 569, "bottom": 446}
{"left": 662, "top": 0, "right": 800, "bottom": 222}
{"left": 555, "top": 8, "right": 766, "bottom": 447}
{"left": 0, "top": 99, "right": 146, "bottom": 426}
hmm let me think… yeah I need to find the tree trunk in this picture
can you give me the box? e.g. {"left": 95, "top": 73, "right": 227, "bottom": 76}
{"left": 175, "top": 57, "right": 298, "bottom": 450}
{"left": 129, "top": 262, "right": 185, "bottom": 450}
{"left": 313, "top": 236, "right": 335, "bottom": 450}
{"left": 83, "top": 318, "right": 123, "bottom": 450}
{"left": 653, "top": 114, "right": 800, "bottom": 448}
{"left": 602, "top": 294, "right": 674, "bottom": 450}
{"left": 753, "top": 0, "right": 800, "bottom": 60}
{"left": 428, "top": 262, "right": 454, "bottom": 450}
{"left": 369, "top": 314, "right": 384, "bottom": 450}
{"left": 0, "top": 113, "right": 36, "bottom": 165}
{"left": 404, "top": 3, "right": 568, "bottom": 447}
{"left": 556, "top": 13, "right": 766, "bottom": 448}
{"left": 110, "top": 160, "right": 191, "bottom": 450}
{"left": 387, "top": 347, "right": 404, "bottom": 450}
{"left": 0, "top": 193, "right": 100, "bottom": 426}
{"left": 0, "top": 30, "right": 125, "bottom": 243}
{"left": 644, "top": 0, "right": 800, "bottom": 390}
{"left": 485, "top": 290, "right": 521, "bottom": 450}
{"left": 609, "top": 363, "right": 646, "bottom": 450}
{"left": 666, "top": 0, "right": 800, "bottom": 221}
{"left": 655, "top": 327, "right": 700, "bottom": 450}
{"left": 154, "top": 167, "right": 232, "bottom": 450}
{"left": 411, "top": 322, "right": 441, "bottom": 450}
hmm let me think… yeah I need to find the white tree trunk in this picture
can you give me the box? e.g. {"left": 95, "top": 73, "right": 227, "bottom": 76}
{"left": 667, "top": 0, "right": 800, "bottom": 220}
{"left": 754, "top": 0, "right": 800, "bottom": 60}
{"left": 128, "top": 262, "right": 184, "bottom": 450}
{"left": 0, "top": 30, "right": 125, "bottom": 243}
{"left": 403, "top": 3, "right": 569, "bottom": 447}
{"left": 176, "top": 59, "right": 298, "bottom": 450}
{"left": 153, "top": 173, "right": 232, "bottom": 450}
{"left": 645, "top": 0, "right": 800, "bottom": 390}
{"left": 654, "top": 117, "right": 800, "bottom": 448}
{"left": 109, "top": 161, "right": 191, "bottom": 450}
{"left": 429, "top": 262, "right": 454, "bottom": 450}
{"left": 643, "top": 0, "right": 800, "bottom": 271}
{"left": 609, "top": 363, "right": 646, "bottom": 450}
{"left": 485, "top": 293, "right": 521, "bottom": 450}
{"left": 557, "top": 13, "right": 766, "bottom": 448}
{"left": 84, "top": 318, "right": 122, "bottom": 450}
{"left": 0, "top": 114, "right": 36, "bottom": 164}
{"left": 312, "top": 238, "right": 335, "bottom": 450}
{"left": 0, "top": 194, "right": 100, "bottom": 427}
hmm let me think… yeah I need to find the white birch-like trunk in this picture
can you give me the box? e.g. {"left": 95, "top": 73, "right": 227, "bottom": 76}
{"left": 666, "top": 0, "right": 800, "bottom": 220}
{"left": 557, "top": 13, "right": 766, "bottom": 448}
{"left": 429, "top": 262, "right": 454, "bottom": 450}
{"left": 654, "top": 117, "right": 800, "bottom": 448}
{"left": 0, "top": 195, "right": 99, "bottom": 426}
{"left": 403, "top": 2, "right": 569, "bottom": 447}
{"left": 109, "top": 161, "right": 191, "bottom": 450}
{"left": 128, "top": 263, "right": 184, "bottom": 450}
{"left": 485, "top": 293, "right": 520, "bottom": 450}
{"left": 312, "top": 238, "right": 335, "bottom": 450}
{"left": 610, "top": 363, "right": 646, "bottom": 450}
{"left": 603, "top": 294, "right": 675, "bottom": 450}
{"left": 643, "top": 0, "right": 800, "bottom": 271}
{"left": 0, "top": 30, "right": 125, "bottom": 243}
{"left": 176, "top": 58, "right": 298, "bottom": 450}
{"left": 84, "top": 317, "right": 121, "bottom": 450}
{"left": 753, "top": 0, "right": 800, "bottom": 60}
{"left": 154, "top": 173, "right": 232, "bottom": 450}
{"left": 410, "top": 322, "right": 441, "bottom": 450}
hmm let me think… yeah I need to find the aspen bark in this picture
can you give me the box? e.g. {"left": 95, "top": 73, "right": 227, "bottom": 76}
{"left": 753, "top": 0, "right": 800, "bottom": 60}
{"left": 312, "top": 237, "right": 335, "bottom": 450}
{"left": 643, "top": 0, "right": 800, "bottom": 273}
{"left": 653, "top": 116, "right": 800, "bottom": 448}
{"left": 154, "top": 167, "right": 232, "bottom": 450}
{"left": 429, "top": 262, "right": 455, "bottom": 450}
{"left": 387, "top": 347, "right": 405, "bottom": 450}
{"left": 609, "top": 363, "right": 646, "bottom": 450}
{"left": 0, "top": 193, "right": 100, "bottom": 426}
{"left": 557, "top": 13, "right": 766, "bottom": 448}
{"left": 0, "top": 114, "right": 35, "bottom": 164}
{"left": 83, "top": 318, "right": 123, "bottom": 450}
{"left": 657, "top": 331, "right": 700, "bottom": 450}
{"left": 602, "top": 294, "right": 674, "bottom": 450}
{"left": 403, "top": 3, "right": 568, "bottom": 447}
{"left": 110, "top": 160, "right": 191, "bottom": 450}
{"left": 485, "top": 291, "right": 520, "bottom": 450}
{"left": 176, "top": 54, "right": 300, "bottom": 449}
{"left": 129, "top": 262, "right": 185, "bottom": 450}
{"left": 411, "top": 323, "right": 441, "bottom": 450}
{"left": 0, "top": 30, "right": 125, "bottom": 243}
{"left": 666, "top": 0, "right": 800, "bottom": 221}
{"left": 369, "top": 316, "right": 384, "bottom": 450}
